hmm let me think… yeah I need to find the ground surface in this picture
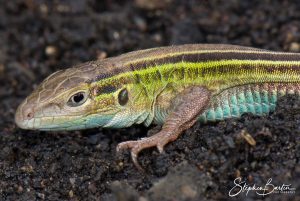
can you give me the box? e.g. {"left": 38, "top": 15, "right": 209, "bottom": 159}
{"left": 0, "top": 0, "right": 299, "bottom": 200}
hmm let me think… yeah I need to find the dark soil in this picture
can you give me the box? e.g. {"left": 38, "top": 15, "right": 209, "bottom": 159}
{"left": 0, "top": 0, "right": 299, "bottom": 200}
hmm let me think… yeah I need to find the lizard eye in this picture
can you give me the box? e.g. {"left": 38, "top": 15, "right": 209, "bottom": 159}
{"left": 67, "top": 91, "right": 88, "bottom": 107}
{"left": 118, "top": 88, "right": 128, "bottom": 106}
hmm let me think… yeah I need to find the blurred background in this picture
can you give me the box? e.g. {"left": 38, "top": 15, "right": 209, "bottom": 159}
{"left": 0, "top": 0, "right": 299, "bottom": 201}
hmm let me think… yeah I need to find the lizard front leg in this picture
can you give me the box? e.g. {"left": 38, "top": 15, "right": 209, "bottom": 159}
{"left": 117, "top": 86, "right": 211, "bottom": 170}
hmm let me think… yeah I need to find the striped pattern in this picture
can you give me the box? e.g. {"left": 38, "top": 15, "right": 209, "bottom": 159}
{"left": 16, "top": 44, "right": 300, "bottom": 131}
{"left": 92, "top": 59, "right": 300, "bottom": 100}
{"left": 88, "top": 44, "right": 300, "bottom": 84}
{"left": 91, "top": 45, "right": 300, "bottom": 92}
{"left": 87, "top": 44, "right": 300, "bottom": 125}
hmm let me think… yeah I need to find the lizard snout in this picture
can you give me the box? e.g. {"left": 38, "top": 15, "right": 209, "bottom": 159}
{"left": 15, "top": 101, "right": 35, "bottom": 129}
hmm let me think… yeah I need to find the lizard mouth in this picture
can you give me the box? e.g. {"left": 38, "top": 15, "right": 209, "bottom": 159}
{"left": 15, "top": 105, "right": 116, "bottom": 131}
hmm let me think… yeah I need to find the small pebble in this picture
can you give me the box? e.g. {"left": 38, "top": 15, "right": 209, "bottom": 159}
{"left": 289, "top": 42, "right": 300, "bottom": 52}
{"left": 88, "top": 182, "right": 97, "bottom": 193}
{"left": 45, "top": 46, "right": 58, "bottom": 57}
{"left": 69, "top": 178, "right": 76, "bottom": 187}
{"left": 56, "top": 4, "right": 70, "bottom": 13}
{"left": 17, "top": 185, "right": 23, "bottom": 193}
{"left": 235, "top": 169, "right": 241, "bottom": 178}
{"left": 224, "top": 136, "right": 235, "bottom": 148}
{"left": 152, "top": 33, "right": 162, "bottom": 43}
{"left": 40, "top": 180, "right": 46, "bottom": 188}
{"left": 248, "top": 174, "right": 254, "bottom": 182}
{"left": 39, "top": 4, "right": 48, "bottom": 14}
{"left": 36, "top": 192, "right": 45, "bottom": 199}
{"left": 69, "top": 190, "right": 74, "bottom": 198}
{"left": 135, "top": 0, "right": 170, "bottom": 10}
{"left": 181, "top": 185, "right": 197, "bottom": 198}
{"left": 134, "top": 17, "right": 147, "bottom": 31}
{"left": 113, "top": 32, "right": 120, "bottom": 40}
{"left": 240, "top": 129, "right": 256, "bottom": 146}
{"left": 96, "top": 50, "right": 107, "bottom": 60}
{"left": 20, "top": 165, "right": 34, "bottom": 173}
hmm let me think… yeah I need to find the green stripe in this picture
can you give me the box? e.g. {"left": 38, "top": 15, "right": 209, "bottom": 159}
{"left": 93, "top": 59, "right": 300, "bottom": 99}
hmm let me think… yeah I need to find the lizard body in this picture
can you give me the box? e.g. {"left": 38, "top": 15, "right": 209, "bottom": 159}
{"left": 15, "top": 44, "right": 300, "bottom": 169}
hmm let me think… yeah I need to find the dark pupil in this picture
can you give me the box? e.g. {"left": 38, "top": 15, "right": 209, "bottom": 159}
{"left": 73, "top": 93, "right": 84, "bottom": 103}
{"left": 118, "top": 88, "right": 128, "bottom": 106}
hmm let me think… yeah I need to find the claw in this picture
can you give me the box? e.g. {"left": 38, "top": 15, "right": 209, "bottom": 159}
{"left": 130, "top": 146, "right": 144, "bottom": 172}
{"left": 116, "top": 130, "right": 181, "bottom": 170}
{"left": 116, "top": 132, "right": 166, "bottom": 170}
{"left": 156, "top": 144, "right": 164, "bottom": 153}
{"left": 116, "top": 140, "right": 147, "bottom": 171}
{"left": 116, "top": 86, "right": 209, "bottom": 170}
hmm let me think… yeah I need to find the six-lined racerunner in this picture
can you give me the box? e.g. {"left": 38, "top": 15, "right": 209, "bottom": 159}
{"left": 15, "top": 44, "right": 300, "bottom": 169}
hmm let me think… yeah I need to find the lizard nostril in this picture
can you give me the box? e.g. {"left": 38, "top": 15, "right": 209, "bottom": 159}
{"left": 26, "top": 112, "right": 33, "bottom": 119}
{"left": 15, "top": 104, "right": 34, "bottom": 129}
{"left": 24, "top": 108, "right": 34, "bottom": 120}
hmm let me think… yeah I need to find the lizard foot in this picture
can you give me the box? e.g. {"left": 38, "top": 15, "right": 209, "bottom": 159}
{"left": 117, "top": 86, "right": 210, "bottom": 170}
{"left": 116, "top": 130, "right": 176, "bottom": 170}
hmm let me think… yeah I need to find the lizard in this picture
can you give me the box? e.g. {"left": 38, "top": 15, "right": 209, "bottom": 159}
{"left": 15, "top": 44, "right": 300, "bottom": 170}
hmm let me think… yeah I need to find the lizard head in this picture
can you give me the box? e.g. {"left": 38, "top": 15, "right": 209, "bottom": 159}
{"left": 15, "top": 62, "right": 150, "bottom": 131}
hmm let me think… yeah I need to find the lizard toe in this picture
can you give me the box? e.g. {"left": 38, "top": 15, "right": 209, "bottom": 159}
{"left": 116, "top": 140, "right": 137, "bottom": 152}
